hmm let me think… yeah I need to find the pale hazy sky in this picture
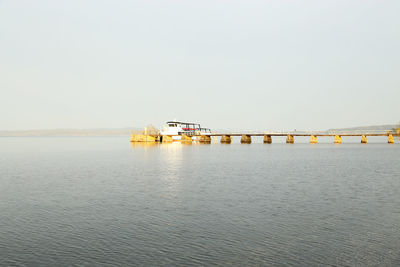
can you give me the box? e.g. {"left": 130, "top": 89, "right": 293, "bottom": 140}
{"left": 1, "top": 0, "right": 399, "bottom": 131}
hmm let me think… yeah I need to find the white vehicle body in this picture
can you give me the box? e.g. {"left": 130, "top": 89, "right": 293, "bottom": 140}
{"left": 160, "top": 121, "right": 211, "bottom": 141}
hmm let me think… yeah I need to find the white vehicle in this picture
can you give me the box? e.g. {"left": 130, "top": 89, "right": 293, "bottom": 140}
{"left": 160, "top": 121, "right": 212, "bottom": 141}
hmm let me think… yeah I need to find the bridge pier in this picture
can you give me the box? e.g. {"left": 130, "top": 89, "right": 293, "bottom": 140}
{"left": 181, "top": 134, "right": 192, "bottom": 143}
{"left": 131, "top": 134, "right": 156, "bottom": 142}
{"left": 263, "top": 135, "right": 272, "bottom": 144}
{"left": 286, "top": 135, "right": 294, "bottom": 144}
{"left": 361, "top": 135, "right": 367, "bottom": 144}
{"left": 161, "top": 135, "right": 173, "bottom": 143}
{"left": 334, "top": 135, "right": 342, "bottom": 144}
{"left": 199, "top": 135, "right": 211, "bottom": 143}
{"left": 241, "top": 135, "right": 251, "bottom": 144}
{"left": 221, "top": 135, "right": 232, "bottom": 144}
{"left": 310, "top": 135, "right": 318, "bottom": 144}
{"left": 388, "top": 134, "right": 394, "bottom": 144}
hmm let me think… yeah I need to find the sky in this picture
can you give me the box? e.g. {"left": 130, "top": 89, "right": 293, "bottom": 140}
{"left": 1, "top": 0, "right": 399, "bottom": 131}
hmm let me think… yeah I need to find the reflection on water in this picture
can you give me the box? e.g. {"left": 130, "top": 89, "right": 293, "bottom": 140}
{"left": 160, "top": 142, "right": 183, "bottom": 200}
{"left": 130, "top": 140, "right": 213, "bottom": 148}
{"left": 1, "top": 137, "right": 400, "bottom": 266}
{"left": 130, "top": 142, "right": 160, "bottom": 149}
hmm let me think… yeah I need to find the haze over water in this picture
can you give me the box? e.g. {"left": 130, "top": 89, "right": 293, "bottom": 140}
{"left": 1, "top": 137, "right": 399, "bottom": 266}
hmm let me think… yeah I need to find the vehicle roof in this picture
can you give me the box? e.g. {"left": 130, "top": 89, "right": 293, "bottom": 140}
{"left": 166, "top": 121, "right": 200, "bottom": 125}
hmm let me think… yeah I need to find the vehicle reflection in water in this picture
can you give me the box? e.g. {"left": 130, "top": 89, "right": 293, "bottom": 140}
{"left": 129, "top": 141, "right": 209, "bottom": 201}
{"left": 129, "top": 141, "right": 185, "bottom": 202}
{"left": 159, "top": 142, "right": 184, "bottom": 202}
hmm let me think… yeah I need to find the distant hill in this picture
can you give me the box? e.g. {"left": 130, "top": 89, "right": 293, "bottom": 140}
{"left": 0, "top": 128, "right": 142, "bottom": 137}
{"left": 327, "top": 124, "right": 399, "bottom": 132}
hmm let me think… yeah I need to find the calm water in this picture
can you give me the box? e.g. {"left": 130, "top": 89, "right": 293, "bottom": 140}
{"left": 0, "top": 137, "right": 399, "bottom": 266}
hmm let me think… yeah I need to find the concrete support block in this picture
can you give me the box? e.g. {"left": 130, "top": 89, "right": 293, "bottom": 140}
{"left": 388, "top": 134, "right": 394, "bottom": 144}
{"left": 263, "top": 135, "right": 272, "bottom": 144}
{"left": 334, "top": 135, "right": 342, "bottom": 144}
{"left": 146, "top": 135, "right": 156, "bottom": 142}
{"left": 221, "top": 135, "right": 232, "bottom": 144}
{"left": 361, "top": 135, "right": 367, "bottom": 144}
{"left": 241, "top": 135, "right": 251, "bottom": 144}
{"left": 199, "top": 135, "right": 211, "bottom": 143}
{"left": 130, "top": 134, "right": 156, "bottom": 142}
{"left": 162, "top": 135, "right": 173, "bottom": 143}
{"left": 286, "top": 135, "right": 294, "bottom": 144}
{"left": 181, "top": 134, "right": 192, "bottom": 143}
{"left": 310, "top": 135, "right": 318, "bottom": 144}
{"left": 193, "top": 135, "right": 201, "bottom": 142}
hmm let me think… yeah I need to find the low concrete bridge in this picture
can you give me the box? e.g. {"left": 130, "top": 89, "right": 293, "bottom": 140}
{"left": 201, "top": 132, "right": 397, "bottom": 144}
{"left": 131, "top": 132, "right": 398, "bottom": 144}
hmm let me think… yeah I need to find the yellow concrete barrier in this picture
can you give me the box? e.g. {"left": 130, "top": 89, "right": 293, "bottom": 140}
{"left": 130, "top": 134, "right": 156, "bottom": 142}
{"left": 388, "top": 134, "right": 394, "bottom": 144}
{"left": 361, "top": 135, "right": 367, "bottom": 144}
{"left": 286, "top": 135, "right": 294, "bottom": 144}
{"left": 199, "top": 135, "right": 211, "bottom": 143}
{"left": 181, "top": 134, "right": 192, "bottom": 143}
{"left": 334, "top": 135, "right": 342, "bottom": 144}
{"left": 310, "top": 135, "right": 318, "bottom": 144}
{"left": 263, "top": 135, "right": 272, "bottom": 144}
{"left": 162, "top": 135, "right": 173, "bottom": 143}
{"left": 221, "top": 135, "right": 231, "bottom": 144}
{"left": 241, "top": 135, "right": 251, "bottom": 144}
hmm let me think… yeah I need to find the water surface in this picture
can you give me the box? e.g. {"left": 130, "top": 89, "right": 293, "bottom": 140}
{"left": 1, "top": 137, "right": 399, "bottom": 266}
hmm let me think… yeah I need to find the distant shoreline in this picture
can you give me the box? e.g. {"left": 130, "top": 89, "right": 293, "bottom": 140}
{"left": 0, "top": 128, "right": 141, "bottom": 137}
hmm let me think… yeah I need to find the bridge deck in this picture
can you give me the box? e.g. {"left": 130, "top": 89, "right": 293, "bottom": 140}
{"left": 203, "top": 133, "right": 398, "bottom": 137}
{"left": 133, "top": 132, "right": 398, "bottom": 143}
{"left": 144, "top": 133, "right": 399, "bottom": 137}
